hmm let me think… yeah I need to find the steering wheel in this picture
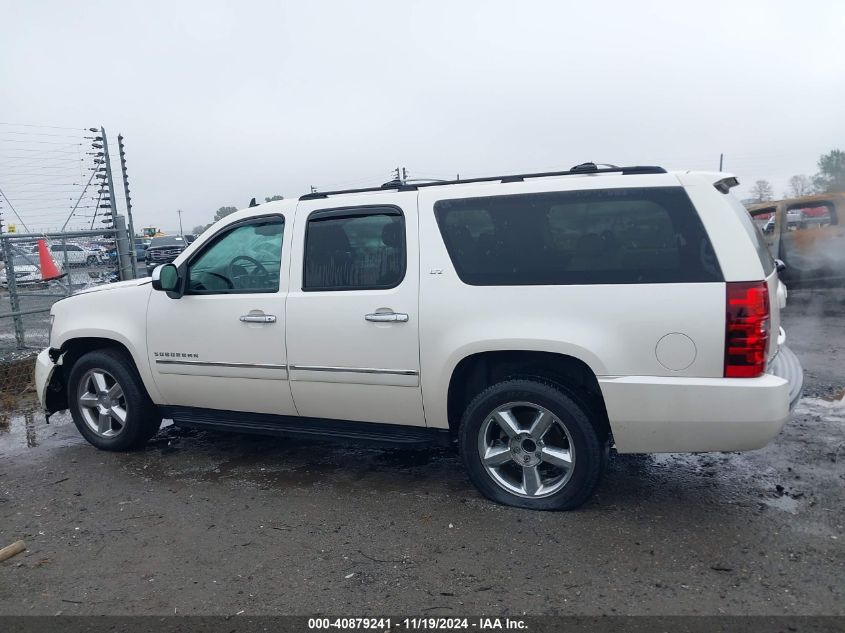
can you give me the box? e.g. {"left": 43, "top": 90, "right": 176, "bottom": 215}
{"left": 189, "top": 270, "right": 233, "bottom": 291}
{"left": 204, "top": 271, "right": 234, "bottom": 289}
{"left": 227, "top": 255, "right": 269, "bottom": 289}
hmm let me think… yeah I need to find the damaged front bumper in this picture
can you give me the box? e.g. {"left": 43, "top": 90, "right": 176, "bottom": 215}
{"left": 35, "top": 347, "right": 66, "bottom": 416}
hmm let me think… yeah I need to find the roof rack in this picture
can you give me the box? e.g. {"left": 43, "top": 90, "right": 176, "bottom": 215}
{"left": 299, "top": 163, "right": 667, "bottom": 200}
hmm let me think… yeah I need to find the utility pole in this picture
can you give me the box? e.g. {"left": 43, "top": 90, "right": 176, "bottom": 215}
{"left": 101, "top": 127, "right": 135, "bottom": 280}
{"left": 719, "top": 153, "right": 724, "bottom": 171}
{"left": 117, "top": 134, "right": 138, "bottom": 259}
{"left": 177, "top": 209, "right": 184, "bottom": 236}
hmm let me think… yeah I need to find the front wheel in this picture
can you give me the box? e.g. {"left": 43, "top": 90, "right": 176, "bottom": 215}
{"left": 459, "top": 379, "right": 605, "bottom": 511}
{"left": 68, "top": 348, "right": 161, "bottom": 451}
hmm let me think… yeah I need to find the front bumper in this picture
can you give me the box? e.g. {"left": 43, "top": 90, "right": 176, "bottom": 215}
{"left": 35, "top": 347, "right": 57, "bottom": 411}
{"left": 599, "top": 345, "right": 804, "bottom": 453}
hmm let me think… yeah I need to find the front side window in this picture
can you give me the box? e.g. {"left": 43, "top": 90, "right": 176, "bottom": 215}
{"left": 187, "top": 217, "right": 284, "bottom": 294}
{"left": 303, "top": 206, "right": 405, "bottom": 291}
{"left": 435, "top": 187, "right": 722, "bottom": 285}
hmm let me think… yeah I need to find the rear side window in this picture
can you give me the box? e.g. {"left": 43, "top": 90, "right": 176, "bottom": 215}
{"left": 728, "top": 196, "right": 775, "bottom": 276}
{"left": 303, "top": 206, "right": 406, "bottom": 291}
{"left": 435, "top": 187, "right": 722, "bottom": 285}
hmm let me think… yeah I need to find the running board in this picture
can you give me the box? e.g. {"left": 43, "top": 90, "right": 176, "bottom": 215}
{"left": 160, "top": 406, "right": 452, "bottom": 448}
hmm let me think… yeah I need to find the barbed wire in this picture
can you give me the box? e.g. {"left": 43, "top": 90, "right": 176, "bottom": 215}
{"left": 0, "top": 124, "right": 105, "bottom": 232}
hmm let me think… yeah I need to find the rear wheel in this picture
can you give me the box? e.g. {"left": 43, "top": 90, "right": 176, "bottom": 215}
{"left": 68, "top": 349, "right": 161, "bottom": 451}
{"left": 459, "top": 379, "right": 605, "bottom": 511}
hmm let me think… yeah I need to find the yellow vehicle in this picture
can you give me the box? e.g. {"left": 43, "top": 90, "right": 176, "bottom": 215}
{"left": 747, "top": 193, "right": 845, "bottom": 289}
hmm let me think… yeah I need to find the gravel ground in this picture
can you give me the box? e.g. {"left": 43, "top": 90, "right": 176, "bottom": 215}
{"left": 0, "top": 296, "right": 843, "bottom": 616}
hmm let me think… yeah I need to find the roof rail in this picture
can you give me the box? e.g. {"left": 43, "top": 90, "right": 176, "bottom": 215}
{"left": 300, "top": 163, "right": 666, "bottom": 200}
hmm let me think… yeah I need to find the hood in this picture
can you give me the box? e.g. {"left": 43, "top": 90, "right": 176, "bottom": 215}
{"left": 72, "top": 277, "right": 152, "bottom": 296}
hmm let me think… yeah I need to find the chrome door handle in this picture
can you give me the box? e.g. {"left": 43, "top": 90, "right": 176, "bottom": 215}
{"left": 240, "top": 314, "right": 277, "bottom": 323}
{"left": 365, "top": 312, "right": 409, "bottom": 323}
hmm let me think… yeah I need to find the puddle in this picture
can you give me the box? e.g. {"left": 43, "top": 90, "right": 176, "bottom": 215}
{"left": 0, "top": 394, "right": 79, "bottom": 453}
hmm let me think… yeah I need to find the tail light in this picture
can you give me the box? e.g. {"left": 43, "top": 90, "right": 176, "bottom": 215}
{"left": 724, "top": 281, "right": 770, "bottom": 378}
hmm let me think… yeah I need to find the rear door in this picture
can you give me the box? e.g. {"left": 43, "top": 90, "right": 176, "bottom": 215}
{"left": 285, "top": 192, "right": 425, "bottom": 427}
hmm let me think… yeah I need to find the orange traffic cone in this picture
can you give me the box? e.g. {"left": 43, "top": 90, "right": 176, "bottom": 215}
{"left": 37, "top": 239, "right": 64, "bottom": 281}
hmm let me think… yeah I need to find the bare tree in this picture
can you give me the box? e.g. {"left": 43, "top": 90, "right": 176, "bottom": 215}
{"left": 750, "top": 180, "right": 774, "bottom": 203}
{"left": 788, "top": 174, "right": 812, "bottom": 198}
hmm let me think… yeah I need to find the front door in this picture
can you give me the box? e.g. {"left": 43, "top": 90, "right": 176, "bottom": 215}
{"left": 146, "top": 212, "right": 296, "bottom": 415}
{"left": 285, "top": 193, "right": 425, "bottom": 427}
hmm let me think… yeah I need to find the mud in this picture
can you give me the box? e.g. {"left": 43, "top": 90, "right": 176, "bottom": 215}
{"left": 0, "top": 300, "right": 843, "bottom": 615}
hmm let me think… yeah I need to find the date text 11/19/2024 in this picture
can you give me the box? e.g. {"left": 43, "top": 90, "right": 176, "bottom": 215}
{"left": 307, "top": 617, "right": 528, "bottom": 630}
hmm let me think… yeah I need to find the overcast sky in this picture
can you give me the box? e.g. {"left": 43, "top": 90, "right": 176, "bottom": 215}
{"left": 1, "top": 0, "right": 843, "bottom": 233}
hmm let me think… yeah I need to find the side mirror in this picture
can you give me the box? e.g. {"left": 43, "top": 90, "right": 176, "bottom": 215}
{"left": 151, "top": 263, "right": 180, "bottom": 294}
{"left": 775, "top": 259, "right": 787, "bottom": 274}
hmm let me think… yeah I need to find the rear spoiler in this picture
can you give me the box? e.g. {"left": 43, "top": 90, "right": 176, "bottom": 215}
{"left": 714, "top": 176, "right": 740, "bottom": 194}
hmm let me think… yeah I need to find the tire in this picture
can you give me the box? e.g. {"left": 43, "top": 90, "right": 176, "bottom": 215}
{"left": 67, "top": 348, "right": 161, "bottom": 451}
{"left": 86, "top": 255, "right": 97, "bottom": 266}
{"left": 459, "top": 379, "right": 605, "bottom": 511}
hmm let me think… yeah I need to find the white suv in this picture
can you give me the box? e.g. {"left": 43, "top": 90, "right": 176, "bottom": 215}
{"left": 35, "top": 164, "right": 803, "bottom": 510}
{"left": 32, "top": 242, "right": 102, "bottom": 267}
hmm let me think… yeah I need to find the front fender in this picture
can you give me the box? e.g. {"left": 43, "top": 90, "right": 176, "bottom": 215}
{"left": 50, "top": 284, "right": 162, "bottom": 404}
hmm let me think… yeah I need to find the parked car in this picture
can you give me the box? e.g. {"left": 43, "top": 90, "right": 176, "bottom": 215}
{"left": 32, "top": 242, "right": 102, "bottom": 267}
{"left": 135, "top": 239, "right": 148, "bottom": 261}
{"left": 36, "top": 164, "right": 803, "bottom": 511}
{"left": 0, "top": 255, "right": 64, "bottom": 288}
{"left": 144, "top": 235, "right": 187, "bottom": 275}
{"left": 747, "top": 192, "right": 845, "bottom": 289}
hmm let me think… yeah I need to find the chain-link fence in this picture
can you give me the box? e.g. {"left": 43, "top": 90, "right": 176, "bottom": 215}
{"left": 0, "top": 223, "right": 136, "bottom": 396}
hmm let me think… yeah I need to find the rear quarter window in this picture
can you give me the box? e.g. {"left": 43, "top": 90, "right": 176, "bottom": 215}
{"left": 729, "top": 196, "right": 775, "bottom": 276}
{"left": 434, "top": 187, "right": 723, "bottom": 285}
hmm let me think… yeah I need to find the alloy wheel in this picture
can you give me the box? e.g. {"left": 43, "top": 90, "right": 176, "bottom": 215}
{"left": 76, "top": 369, "right": 128, "bottom": 438}
{"left": 477, "top": 401, "right": 575, "bottom": 498}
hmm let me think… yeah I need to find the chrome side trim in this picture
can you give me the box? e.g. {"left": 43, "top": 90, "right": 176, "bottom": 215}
{"left": 155, "top": 359, "right": 288, "bottom": 370}
{"left": 289, "top": 364, "right": 419, "bottom": 376}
